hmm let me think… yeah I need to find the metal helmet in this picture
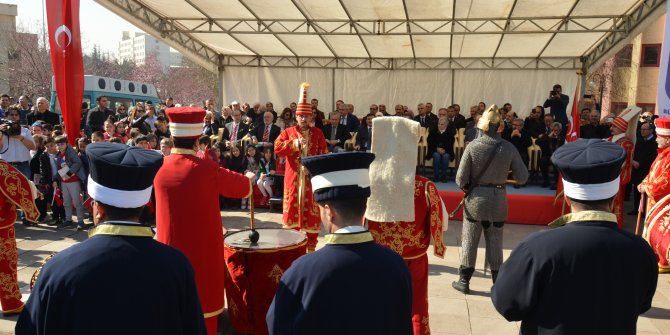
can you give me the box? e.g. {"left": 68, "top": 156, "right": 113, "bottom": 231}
{"left": 477, "top": 104, "right": 501, "bottom": 132}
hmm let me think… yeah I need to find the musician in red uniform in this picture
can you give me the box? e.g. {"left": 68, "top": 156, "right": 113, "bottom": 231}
{"left": 0, "top": 160, "right": 39, "bottom": 315}
{"left": 154, "top": 107, "right": 254, "bottom": 335}
{"left": 365, "top": 117, "right": 447, "bottom": 335}
{"left": 607, "top": 106, "right": 640, "bottom": 227}
{"left": 274, "top": 83, "right": 328, "bottom": 251}
{"left": 640, "top": 117, "right": 670, "bottom": 273}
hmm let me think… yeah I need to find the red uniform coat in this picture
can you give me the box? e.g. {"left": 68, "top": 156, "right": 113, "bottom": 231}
{"left": 155, "top": 150, "right": 251, "bottom": 319}
{"left": 609, "top": 136, "right": 634, "bottom": 227}
{"left": 274, "top": 126, "right": 328, "bottom": 249}
{"left": 643, "top": 146, "right": 670, "bottom": 211}
{"left": 0, "top": 161, "right": 39, "bottom": 313}
{"left": 367, "top": 176, "right": 447, "bottom": 335}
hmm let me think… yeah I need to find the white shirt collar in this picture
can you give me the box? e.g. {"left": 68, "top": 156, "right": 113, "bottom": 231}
{"left": 334, "top": 226, "right": 367, "bottom": 234}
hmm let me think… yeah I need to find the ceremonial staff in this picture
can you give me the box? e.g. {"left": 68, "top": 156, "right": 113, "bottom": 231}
{"left": 635, "top": 192, "right": 645, "bottom": 235}
{"left": 248, "top": 186, "right": 259, "bottom": 244}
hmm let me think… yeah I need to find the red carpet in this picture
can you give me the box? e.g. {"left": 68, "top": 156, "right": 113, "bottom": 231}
{"left": 440, "top": 191, "right": 565, "bottom": 225}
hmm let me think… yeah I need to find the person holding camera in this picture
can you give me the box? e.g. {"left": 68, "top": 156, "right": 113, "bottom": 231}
{"left": 0, "top": 107, "right": 36, "bottom": 177}
{"left": 543, "top": 84, "right": 570, "bottom": 131}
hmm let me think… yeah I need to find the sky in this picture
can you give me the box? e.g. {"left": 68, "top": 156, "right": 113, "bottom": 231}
{"left": 8, "top": 0, "right": 142, "bottom": 57}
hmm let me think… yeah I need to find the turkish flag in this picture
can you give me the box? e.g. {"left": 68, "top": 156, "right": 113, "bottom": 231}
{"left": 46, "top": 0, "right": 84, "bottom": 146}
{"left": 555, "top": 79, "right": 582, "bottom": 209}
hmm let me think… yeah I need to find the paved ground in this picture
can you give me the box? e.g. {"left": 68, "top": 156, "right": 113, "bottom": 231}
{"left": 2, "top": 204, "right": 669, "bottom": 335}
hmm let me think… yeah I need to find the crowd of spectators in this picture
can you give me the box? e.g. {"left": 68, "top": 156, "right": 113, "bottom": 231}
{"left": 0, "top": 87, "right": 662, "bottom": 226}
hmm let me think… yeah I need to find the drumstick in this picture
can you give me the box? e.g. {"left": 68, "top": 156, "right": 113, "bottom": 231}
{"left": 635, "top": 192, "right": 645, "bottom": 236}
{"left": 248, "top": 184, "right": 260, "bottom": 244}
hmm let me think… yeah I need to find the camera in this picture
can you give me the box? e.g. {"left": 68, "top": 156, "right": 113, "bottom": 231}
{"left": 0, "top": 119, "right": 22, "bottom": 137}
{"left": 550, "top": 90, "right": 557, "bottom": 96}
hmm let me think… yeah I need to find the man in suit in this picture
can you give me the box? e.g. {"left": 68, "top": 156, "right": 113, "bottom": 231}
{"left": 537, "top": 116, "right": 565, "bottom": 188}
{"left": 223, "top": 109, "right": 250, "bottom": 149}
{"left": 447, "top": 106, "right": 466, "bottom": 129}
{"left": 580, "top": 109, "right": 610, "bottom": 139}
{"left": 355, "top": 114, "right": 374, "bottom": 152}
{"left": 413, "top": 104, "right": 434, "bottom": 128}
{"left": 340, "top": 104, "right": 360, "bottom": 133}
{"left": 322, "top": 111, "right": 351, "bottom": 153}
{"left": 251, "top": 111, "right": 281, "bottom": 149}
{"left": 267, "top": 152, "right": 413, "bottom": 335}
{"left": 630, "top": 122, "right": 658, "bottom": 215}
{"left": 492, "top": 139, "right": 658, "bottom": 335}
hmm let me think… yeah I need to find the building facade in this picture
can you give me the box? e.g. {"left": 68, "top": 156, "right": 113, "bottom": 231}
{"left": 118, "top": 31, "right": 182, "bottom": 69}
{"left": 0, "top": 3, "right": 17, "bottom": 94}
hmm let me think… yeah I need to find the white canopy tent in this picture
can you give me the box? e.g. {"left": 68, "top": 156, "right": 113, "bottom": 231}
{"left": 96, "top": 0, "right": 666, "bottom": 116}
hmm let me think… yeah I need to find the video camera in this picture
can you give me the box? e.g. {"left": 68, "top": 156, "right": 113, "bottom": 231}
{"left": 0, "top": 119, "right": 22, "bottom": 137}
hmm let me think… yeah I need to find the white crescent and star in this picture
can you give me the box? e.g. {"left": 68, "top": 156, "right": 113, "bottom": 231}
{"left": 54, "top": 25, "right": 72, "bottom": 49}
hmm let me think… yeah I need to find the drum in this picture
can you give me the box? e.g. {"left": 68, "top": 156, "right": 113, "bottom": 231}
{"left": 224, "top": 228, "right": 307, "bottom": 335}
{"left": 643, "top": 193, "right": 670, "bottom": 272}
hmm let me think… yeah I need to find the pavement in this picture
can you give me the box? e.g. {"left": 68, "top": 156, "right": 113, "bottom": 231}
{"left": 2, "top": 204, "right": 669, "bottom": 335}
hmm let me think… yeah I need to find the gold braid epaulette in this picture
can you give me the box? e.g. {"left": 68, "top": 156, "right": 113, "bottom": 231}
{"left": 30, "top": 253, "right": 57, "bottom": 290}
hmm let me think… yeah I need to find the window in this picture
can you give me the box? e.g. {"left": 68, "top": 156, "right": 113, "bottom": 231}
{"left": 641, "top": 44, "right": 661, "bottom": 67}
{"left": 637, "top": 103, "right": 656, "bottom": 114}
{"left": 615, "top": 44, "right": 632, "bottom": 67}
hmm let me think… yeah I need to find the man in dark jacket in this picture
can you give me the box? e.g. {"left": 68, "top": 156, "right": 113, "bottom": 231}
{"left": 492, "top": 139, "right": 658, "bottom": 335}
{"left": 355, "top": 114, "right": 374, "bottom": 152}
{"left": 16, "top": 143, "right": 207, "bottom": 335}
{"left": 543, "top": 84, "right": 570, "bottom": 130}
{"left": 26, "top": 97, "right": 60, "bottom": 126}
{"left": 580, "top": 108, "right": 610, "bottom": 139}
{"left": 85, "top": 96, "right": 114, "bottom": 134}
{"left": 321, "top": 111, "right": 351, "bottom": 153}
{"left": 630, "top": 122, "right": 658, "bottom": 214}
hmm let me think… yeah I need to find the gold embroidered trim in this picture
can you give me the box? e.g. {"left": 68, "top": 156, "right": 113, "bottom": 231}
{"left": 548, "top": 210, "right": 618, "bottom": 228}
{"left": 203, "top": 306, "right": 224, "bottom": 319}
{"left": 224, "top": 240, "right": 307, "bottom": 254}
{"left": 89, "top": 224, "right": 154, "bottom": 238}
{"left": 170, "top": 148, "right": 196, "bottom": 155}
{"left": 324, "top": 231, "right": 373, "bottom": 245}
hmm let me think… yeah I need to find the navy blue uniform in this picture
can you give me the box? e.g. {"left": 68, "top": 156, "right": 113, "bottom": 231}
{"left": 16, "top": 223, "right": 206, "bottom": 335}
{"left": 266, "top": 231, "right": 413, "bottom": 335}
{"left": 492, "top": 214, "right": 658, "bottom": 335}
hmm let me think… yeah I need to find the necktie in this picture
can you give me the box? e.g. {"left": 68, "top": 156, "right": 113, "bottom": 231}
{"left": 331, "top": 126, "right": 337, "bottom": 141}
{"left": 341, "top": 116, "right": 346, "bottom": 126}
{"left": 421, "top": 116, "right": 425, "bottom": 124}
{"left": 262, "top": 124, "right": 270, "bottom": 142}
{"left": 232, "top": 123, "right": 238, "bottom": 141}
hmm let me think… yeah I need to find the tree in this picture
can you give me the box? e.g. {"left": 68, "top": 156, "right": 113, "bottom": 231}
{"left": 6, "top": 25, "right": 53, "bottom": 100}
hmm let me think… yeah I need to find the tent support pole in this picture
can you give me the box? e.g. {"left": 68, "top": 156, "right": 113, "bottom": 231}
{"left": 331, "top": 68, "right": 336, "bottom": 112}
{"left": 451, "top": 69, "right": 455, "bottom": 106}
{"left": 218, "top": 55, "right": 224, "bottom": 111}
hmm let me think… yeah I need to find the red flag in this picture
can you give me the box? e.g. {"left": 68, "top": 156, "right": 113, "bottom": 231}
{"left": 46, "top": 0, "right": 84, "bottom": 146}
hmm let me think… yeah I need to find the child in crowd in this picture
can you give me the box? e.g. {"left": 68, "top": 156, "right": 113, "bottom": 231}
{"left": 91, "top": 131, "right": 105, "bottom": 143}
{"left": 109, "top": 137, "right": 123, "bottom": 144}
{"left": 160, "top": 138, "right": 173, "bottom": 156}
{"left": 226, "top": 146, "right": 248, "bottom": 209}
{"left": 213, "top": 141, "right": 227, "bottom": 168}
{"left": 103, "top": 120, "right": 122, "bottom": 142}
{"left": 116, "top": 121, "right": 129, "bottom": 144}
{"left": 40, "top": 137, "right": 65, "bottom": 226}
{"left": 53, "top": 135, "right": 89, "bottom": 230}
{"left": 146, "top": 134, "right": 159, "bottom": 150}
{"left": 76, "top": 137, "right": 90, "bottom": 177}
{"left": 127, "top": 129, "right": 141, "bottom": 146}
{"left": 30, "top": 135, "right": 47, "bottom": 223}
{"left": 197, "top": 135, "right": 217, "bottom": 161}
{"left": 154, "top": 119, "right": 171, "bottom": 140}
{"left": 242, "top": 145, "right": 261, "bottom": 209}
{"left": 257, "top": 148, "right": 276, "bottom": 205}
{"left": 134, "top": 135, "right": 149, "bottom": 148}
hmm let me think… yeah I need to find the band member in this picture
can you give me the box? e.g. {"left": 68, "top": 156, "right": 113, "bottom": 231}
{"left": 274, "top": 83, "right": 328, "bottom": 251}
{"left": 493, "top": 139, "right": 658, "bottom": 334}
{"left": 365, "top": 116, "right": 447, "bottom": 335}
{"left": 607, "top": 106, "right": 640, "bottom": 227}
{"left": 155, "top": 107, "right": 254, "bottom": 335}
{"left": 17, "top": 143, "right": 206, "bottom": 334}
{"left": 0, "top": 160, "right": 39, "bottom": 315}
{"left": 267, "top": 152, "right": 412, "bottom": 335}
{"left": 453, "top": 105, "right": 528, "bottom": 293}
{"left": 640, "top": 118, "right": 670, "bottom": 273}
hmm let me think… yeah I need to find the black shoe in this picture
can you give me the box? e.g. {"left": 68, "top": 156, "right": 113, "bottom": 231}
{"left": 452, "top": 266, "right": 474, "bottom": 294}
{"left": 492, "top": 270, "right": 499, "bottom": 284}
{"left": 77, "top": 223, "right": 94, "bottom": 231}
{"left": 627, "top": 210, "right": 638, "bottom": 215}
{"left": 513, "top": 185, "right": 521, "bottom": 189}
{"left": 22, "top": 219, "right": 37, "bottom": 227}
{"left": 440, "top": 176, "right": 448, "bottom": 183}
{"left": 47, "top": 219, "right": 61, "bottom": 227}
{"left": 57, "top": 220, "right": 74, "bottom": 229}
{"left": 549, "top": 184, "right": 557, "bottom": 190}
{"left": 541, "top": 182, "right": 550, "bottom": 188}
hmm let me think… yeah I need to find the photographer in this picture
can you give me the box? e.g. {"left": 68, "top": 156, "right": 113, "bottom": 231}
{"left": 0, "top": 107, "right": 36, "bottom": 177}
{"left": 543, "top": 84, "right": 570, "bottom": 131}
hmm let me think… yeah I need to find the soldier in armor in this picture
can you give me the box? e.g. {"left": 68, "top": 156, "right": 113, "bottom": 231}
{"left": 452, "top": 105, "right": 528, "bottom": 294}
